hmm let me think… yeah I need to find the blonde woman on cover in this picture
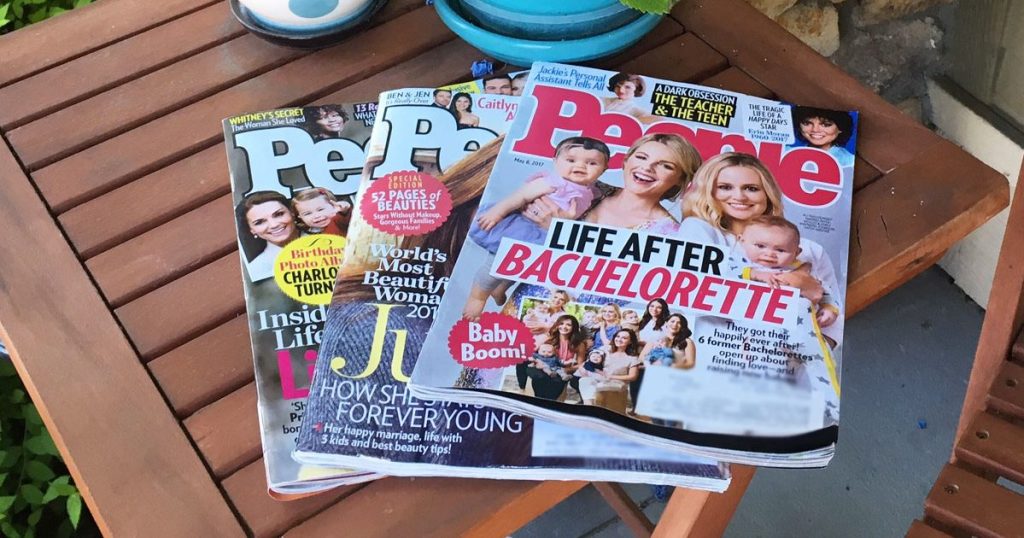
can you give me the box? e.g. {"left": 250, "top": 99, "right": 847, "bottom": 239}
{"left": 591, "top": 303, "right": 622, "bottom": 349}
{"left": 521, "top": 133, "right": 703, "bottom": 234}
{"left": 677, "top": 152, "right": 838, "bottom": 314}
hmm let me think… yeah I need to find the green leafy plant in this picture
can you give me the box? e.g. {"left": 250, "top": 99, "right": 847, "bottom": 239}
{"left": 619, "top": 0, "right": 679, "bottom": 15}
{"left": 0, "top": 360, "right": 97, "bottom": 537}
{"left": 0, "top": 0, "right": 92, "bottom": 33}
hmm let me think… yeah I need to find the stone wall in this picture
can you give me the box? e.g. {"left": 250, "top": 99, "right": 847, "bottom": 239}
{"left": 746, "top": 0, "right": 956, "bottom": 117}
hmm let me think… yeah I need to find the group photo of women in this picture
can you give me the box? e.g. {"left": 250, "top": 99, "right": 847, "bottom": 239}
{"left": 483, "top": 71, "right": 850, "bottom": 425}
{"left": 502, "top": 286, "right": 698, "bottom": 422}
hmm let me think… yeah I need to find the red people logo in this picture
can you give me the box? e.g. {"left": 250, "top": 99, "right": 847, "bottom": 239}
{"left": 512, "top": 86, "right": 843, "bottom": 208}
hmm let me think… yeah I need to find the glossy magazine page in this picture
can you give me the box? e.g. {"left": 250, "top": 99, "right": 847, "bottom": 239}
{"left": 223, "top": 104, "right": 384, "bottom": 496}
{"left": 293, "top": 87, "right": 729, "bottom": 489}
{"left": 409, "top": 62, "right": 857, "bottom": 467}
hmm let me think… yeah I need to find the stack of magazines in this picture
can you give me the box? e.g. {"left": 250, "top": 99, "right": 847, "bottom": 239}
{"left": 223, "top": 63, "right": 856, "bottom": 497}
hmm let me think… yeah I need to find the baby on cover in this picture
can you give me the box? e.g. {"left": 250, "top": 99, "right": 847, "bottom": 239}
{"left": 736, "top": 215, "right": 838, "bottom": 329}
{"left": 292, "top": 187, "right": 352, "bottom": 236}
{"left": 529, "top": 342, "right": 575, "bottom": 381}
{"left": 463, "top": 136, "right": 610, "bottom": 319}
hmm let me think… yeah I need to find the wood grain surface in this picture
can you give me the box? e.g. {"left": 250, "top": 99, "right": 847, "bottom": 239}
{"left": 0, "top": 139, "right": 242, "bottom": 536}
{"left": 0, "top": 0, "right": 217, "bottom": 87}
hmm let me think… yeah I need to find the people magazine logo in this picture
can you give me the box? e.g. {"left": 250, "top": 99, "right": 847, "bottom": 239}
{"left": 448, "top": 312, "right": 535, "bottom": 369}
{"left": 361, "top": 170, "right": 453, "bottom": 236}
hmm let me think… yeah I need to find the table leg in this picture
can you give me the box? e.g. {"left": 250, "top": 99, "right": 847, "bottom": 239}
{"left": 594, "top": 482, "right": 655, "bottom": 537}
{"left": 652, "top": 465, "right": 756, "bottom": 538}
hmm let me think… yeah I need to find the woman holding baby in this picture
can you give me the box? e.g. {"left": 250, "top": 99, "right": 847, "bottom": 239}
{"left": 640, "top": 313, "right": 696, "bottom": 369}
{"left": 677, "top": 152, "right": 842, "bottom": 333}
{"left": 521, "top": 132, "right": 702, "bottom": 237}
{"left": 674, "top": 152, "right": 846, "bottom": 418}
{"left": 577, "top": 328, "right": 642, "bottom": 413}
{"left": 527, "top": 314, "right": 589, "bottom": 400}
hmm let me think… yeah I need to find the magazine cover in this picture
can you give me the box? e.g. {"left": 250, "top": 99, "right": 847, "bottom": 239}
{"left": 293, "top": 89, "right": 730, "bottom": 489}
{"left": 409, "top": 62, "right": 857, "bottom": 467}
{"left": 223, "top": 104, "right": 384, "bottom": 497}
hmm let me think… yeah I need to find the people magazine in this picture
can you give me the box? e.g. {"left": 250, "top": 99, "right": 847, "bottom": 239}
{"left": 409, "top": 62, "right": 857, "bottom": 468}
{"left": 223, "top": 103, "right": 384, "bottom": 496}
{"left": 293, "top": 87, "right": 730, "bottom": 490}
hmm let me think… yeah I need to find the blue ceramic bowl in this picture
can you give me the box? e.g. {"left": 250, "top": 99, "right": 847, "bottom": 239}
{"left": 459, "top": 0, "right": 642, "bottom": 39}
{"left": 239, "top": 0, "right": 379, "bottom": 33}
{"left": 434, "top": 0, "right": 663, "bottom": 66}
{"left": 230, "top": 0, "right": 387, "bottom": 48}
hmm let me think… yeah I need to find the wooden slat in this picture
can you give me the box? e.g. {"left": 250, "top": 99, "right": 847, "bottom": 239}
{"left": 59, "top": 37, "right": 482, "bottom": 258}
{"left": 8, "top": 0, "right": 425, "bottom": 170}
{"left": 699, "top": 66, "right": 772, "bottom": 99}
{"left": 846, "top": 139, "right": 1009, "bottom": 316}
{"left": 0, "top": 139, "right": 242, "bottom": 535}
{"left": 87, "top": 195, "right": 236, "bottom": 306}
{"left": 148, "top": 314, "right": 253, "bottom": 416}
{"left": 1013, "top": 329, "right": 1024, "bottom": 361}
{"left": 9, "top": 35, "right": 304, "bottom": 170}
{"left": 33, "top": 6, "right": 455, "bottom": 213}
{"left": 956, "top": 158, "right": 1024, "bottom": 441}
{"left": 907, "top": 520, "right": 955, "bottom": 538}
{"left": 116, "top": 253, "right": 244, "bottom": 359}
{"left": 184, "top": 383, "right": 261, "bottom": 478}
{"left": 0, "top": 0, "right": 216, "bottom": 87}
{"left": 955, "top": 413, "right": 1024, "bottom": 485}
{"left": 461, "top": 481, "right": 588, "bottom": 538}
{"left": 286, "top": 478, "right": 586, "bottom": 537}
{"left": 0, "top": 3, "right": 243, "bottom": 130}
{"left": 925, "top": 464, "right": 1024, "bottom": 538}
{"left": 618, "top": 32, "right": 728, "bottom": 83}
{"left": 987, "top": 361, "right": 1024, "bottom": 420}
{"left": 222, "top": 459, "right": 365, "bottom": 538}
{"left": 653, "top": 465, "right": 755, "bottom": 538}
{"left": 61, "top": 145, "right": 228, "bottom": 257}
{"left": 594, "top": 483, "right": 654, "bottom": 537}
{"left": 671, "top": 0, "right": 938, "bottom": 174}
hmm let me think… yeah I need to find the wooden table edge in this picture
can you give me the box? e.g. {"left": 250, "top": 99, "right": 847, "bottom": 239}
{"left": 0, "top": 135, "right": 244, "bottom": 536}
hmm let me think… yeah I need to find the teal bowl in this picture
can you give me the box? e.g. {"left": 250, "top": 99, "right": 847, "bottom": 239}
{"left": 459, "top": 0, "right": 642, "bottom": 39}
{"left": 434, "top": 0, "right": 663, "bottom": 66}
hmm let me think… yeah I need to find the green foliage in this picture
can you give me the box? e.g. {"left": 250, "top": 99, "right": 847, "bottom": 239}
{"left": 0, "top": 0, "right": 92, "bottom": 33}
{"left": 619, "top": 0, "right": 679, "bottom": 15}
{"left": 0, "top": 361, "right": 97, "bottom": 537}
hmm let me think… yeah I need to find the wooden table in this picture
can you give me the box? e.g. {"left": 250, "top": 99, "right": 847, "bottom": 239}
{"left": 0, "top": 0, "right": 1008, "bottom": 535}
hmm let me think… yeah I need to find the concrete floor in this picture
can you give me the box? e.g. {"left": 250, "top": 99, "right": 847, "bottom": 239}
{"left": 515, "top": 266, "right": 985, "bottom": 537}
